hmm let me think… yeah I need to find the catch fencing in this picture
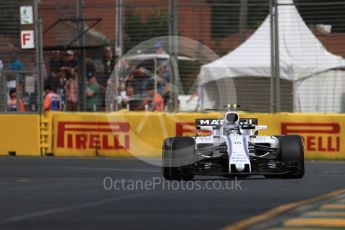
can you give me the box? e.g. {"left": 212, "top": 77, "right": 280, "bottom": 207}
{"left": 0, "top": 0, "right": 38, "bottom": 113}
{"left": 1, "top": 0, "right": 345, "bottom": 113}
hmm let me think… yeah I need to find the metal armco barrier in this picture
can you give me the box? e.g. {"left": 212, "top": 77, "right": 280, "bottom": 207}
{"left": 43, "top": 112, "right": 345, "bottom": 160}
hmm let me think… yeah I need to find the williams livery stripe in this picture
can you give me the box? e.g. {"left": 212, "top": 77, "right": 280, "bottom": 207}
{"left": 225, "top": 135, "right": 232, "bottom": 172}
{"left": 242, "top": 135, "right": 249, "bottom": 157}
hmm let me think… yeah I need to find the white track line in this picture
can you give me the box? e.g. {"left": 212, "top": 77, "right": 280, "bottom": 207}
{"left": 309, "top": 161, "right": 345, "bottom": 164}
{"left": 0, "top": 192, "right": 150, "bottom": 224}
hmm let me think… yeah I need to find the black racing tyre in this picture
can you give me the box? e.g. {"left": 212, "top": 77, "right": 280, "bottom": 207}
{"left": 264, "top": 136, "right": 282, "bottom": 179}
{"left": 279, "top": 135, "right": 305, "bottom": 179}
{"left": 162, "top": 137, "right": 195, "bottom": 181}
{"left": 162, "top": 138, "right": 181, "bottom": 180}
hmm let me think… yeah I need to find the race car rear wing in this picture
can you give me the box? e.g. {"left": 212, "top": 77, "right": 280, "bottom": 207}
{"left": 196, "top": 118, "right": 259, "bottom": 128}
{"left": 195, "top": 119, "right": 222, "bottom": 129}
{"left": 239, "top": 118, "right": 268, "bottom": 135}
{"left": 195, "top": 119, "right": 222, "bottom": 136}
{"left": 239, "top": 118, "right": 258, "bottom": 126}
{"left": 195, "top": 118, "right": 266, "bottom": 135}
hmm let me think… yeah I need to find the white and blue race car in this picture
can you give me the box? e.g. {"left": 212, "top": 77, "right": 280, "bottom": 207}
{"left": 162, "top": 106, "right": 304, "bottom": 180}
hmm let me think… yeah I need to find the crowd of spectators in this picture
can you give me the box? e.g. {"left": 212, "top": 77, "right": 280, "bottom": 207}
{"left": 0, "top": 51, "right": 26, "bottom": 112}
{"left": 114, "top": 42, "right": 171, "bottom": 111}
{"left": 44, "top": 48, "right": 106, "bottom": 112}
{"left": 2, "top": 42, "right": 172, "bottom": 113}
{"left": 43, "top": 42, "right": 171, "bottom": 112}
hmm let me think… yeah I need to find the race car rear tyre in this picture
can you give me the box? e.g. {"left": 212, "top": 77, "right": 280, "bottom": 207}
{"left": 162, "top": 138, "right": 181, "bottom": 180}
{"left": 279, "top": 135, "right": 305, "bottom": 179}
{"left": 162, "top": 137, "right": 195, "bottom": 181}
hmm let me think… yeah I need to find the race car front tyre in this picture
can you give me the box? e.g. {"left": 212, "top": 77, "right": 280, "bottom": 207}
{"left": 279, "top": 135, "right": 305, "bottom": 179}
{"left": 162, "top": 137, "right": 195, "bottom": 181}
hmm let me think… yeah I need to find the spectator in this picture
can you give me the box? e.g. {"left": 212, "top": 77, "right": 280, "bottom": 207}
{"left": 143, "top": 83, "right": 164, "bottom": 111}
{"left": 126, "top": 85, "right": 134, "bottom": 98}
{"left": 163, "top": 82, "right": 171, "bottom": 111}
{"left": 54, "top": 50, "right": 77, "bottom": 104}
{"left": 101, "top": 48, "right": 116, "bottom": 111}
{"left": 44, "top": 84, "right": 62, "bottom": 111}
{"left": 59, "top": 50, "right": 77, "bottom": 76}
{"left": 187, "top": 75, "right": 203, "bottom": 111}
{"left": 8, "top": 52, "right": 24, "bottom": 71}
{"left": 47, "top": 67, "right": 68, "bottom": 106}
{"left": 154, "top": 42, "right": 167, "bottom": 55}
{"left": 85, "top": 54, "right": 106, "bottom": 108}
{"left": 64, "top": 68, "right": 78, "bottom": 111}
{"left": 154, "top": 42, "right": 170, "bottom": 95}
{"left": 119, "top": 59, "right": 131, "bottom": 82}
{"left": 130, "top": 68, "right": 150, "bottom": 96}
{"left": 117, "top": 81, "right": 128, "bottom": 109}
{"left": 7, "top": 88, "right": 25, "bottom": 112}
{"left": 7, "top": 53, "right": 25, "bottom": 101}
{"left": 49, "top": 50, "right": 62, "bottom": 78}
{"left": 86, "top": 54, "right": 96, "bottom": 78}
{"left": 27, "top": 56, "right": 46, "bottom": 111}
{"left": 85, "top": 73, "right": 100, "bottom": 112}
{"left": 117, "top": 82, "right": 135, "bottom": 109}
{"left": 0, "top": 59, "right": 3, "bottom": 76}
{"left": 102, "top": 46, "right": 116, "bottom": 78}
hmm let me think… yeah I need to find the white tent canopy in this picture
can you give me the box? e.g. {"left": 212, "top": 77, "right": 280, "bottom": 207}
{"left": 295, "top": 70, "right": 345, "bottom": 112}
{"left": 200, "top": 0, "right": 345, "bottom": 85}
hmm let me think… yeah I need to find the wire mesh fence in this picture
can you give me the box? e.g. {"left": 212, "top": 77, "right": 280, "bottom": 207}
{"left": 1, "top": 0, "right": 345, "bottom": 113}
{"left": 0, "top": 0, "right": 38, "bottom": 113}
{"left": 294, "top": 1, "right": 345, "bottom": 112}
{"left": 40, "top": 0, "right": 115, "bottom": 112}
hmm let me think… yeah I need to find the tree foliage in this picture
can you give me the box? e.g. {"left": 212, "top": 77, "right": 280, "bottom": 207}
{"left": 296, "top": 0, "right": 345, "bottom": 32}
{"left": 124, "top": 7, "right": 168, "bottom": 52}
{"left": 209, "top": 0, "right": 345, "bottom": 39}
{"left": 0, "top": 0, "right": 20, "bottom": 37}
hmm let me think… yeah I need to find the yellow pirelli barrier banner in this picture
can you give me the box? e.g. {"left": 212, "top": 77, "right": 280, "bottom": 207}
{"left": 246, "top": 113, "right": 344, "bottom": 160}
{"left": 50, "top": 111, "right": 345, "bottom": 160}
{"left": 50, "top": 111, "right": 222, "bottom": 157}
{"left": 0, "top": 114, "right": 40, "bottom": 156}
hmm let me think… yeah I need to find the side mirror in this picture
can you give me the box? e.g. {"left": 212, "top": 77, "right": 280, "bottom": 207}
{"left": 255, "top": 125, "right": 267, "bottom": 131}
{"left": 254, "top": 125, "right": 267, "bottom": 135}
{"left": 196, "top": 126, "right": 213, "bottom": 136}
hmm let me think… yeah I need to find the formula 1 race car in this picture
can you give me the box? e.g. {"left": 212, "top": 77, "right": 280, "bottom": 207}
{"left": 162, "top": 105, "right": 304, "bottom": 180}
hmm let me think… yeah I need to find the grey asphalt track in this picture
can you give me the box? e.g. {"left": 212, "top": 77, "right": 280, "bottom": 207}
{"left": 0, "top": 157, "right": 344, "bottom": 230}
